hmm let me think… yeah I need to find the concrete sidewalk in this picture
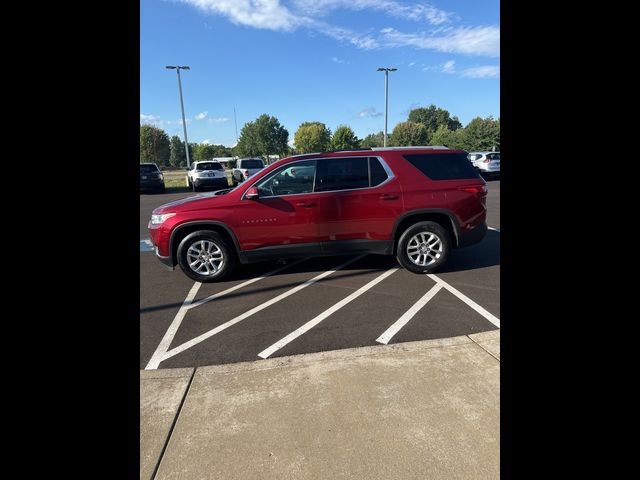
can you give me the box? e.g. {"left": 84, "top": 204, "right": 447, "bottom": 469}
{"left": 141, "top": 331, "right": 500, "bottom": 480}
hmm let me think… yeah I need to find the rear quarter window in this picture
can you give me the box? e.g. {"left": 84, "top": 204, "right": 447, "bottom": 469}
{"left": 402, "top": 153, "right": 480, "bottom": 180}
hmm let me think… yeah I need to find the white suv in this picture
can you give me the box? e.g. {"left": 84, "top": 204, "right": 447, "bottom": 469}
{"left": 467, "top": 151, "right": 500, "bottom": 177}
{"left": 231, "top": 158, "right": 265, "bottom": 186}
{"left": 186, "top": 161, "right": 229, "bottom": 192}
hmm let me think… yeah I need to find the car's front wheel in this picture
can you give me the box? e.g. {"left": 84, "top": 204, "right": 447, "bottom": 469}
{"left": 396, "top": 221, "right": 451, "bottom": 274}
{"left": 177, "top": 231, "right": 236, "bottom": 282}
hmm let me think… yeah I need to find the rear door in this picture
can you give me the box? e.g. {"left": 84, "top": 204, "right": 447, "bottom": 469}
{"left": 313, "top": 156, "right": 403, "bottom": 254}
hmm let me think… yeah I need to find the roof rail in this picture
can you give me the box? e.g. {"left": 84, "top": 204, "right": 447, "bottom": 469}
{"left": 370, "top": 146, "right": 449, "bottom": 150}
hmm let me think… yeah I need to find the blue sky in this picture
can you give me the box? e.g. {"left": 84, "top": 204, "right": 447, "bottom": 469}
{"left": 140, "top": 0, "right": 500, "bottom": 147}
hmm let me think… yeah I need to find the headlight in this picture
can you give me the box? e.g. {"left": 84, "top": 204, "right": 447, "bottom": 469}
{"left": 158, "top": 174, "right": 164, "bottom": 181}
{"left": 151, "top": 213, "right": 175, "bottom": 225}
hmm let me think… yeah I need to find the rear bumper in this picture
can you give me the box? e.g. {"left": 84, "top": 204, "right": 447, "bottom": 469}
{"left": 457, "top": 221, "right": 487, "bottom": 248}
{"left": 140, "top": 180, "right": 164, "bottom": 190}
{"left": 193, "top": 177, "right": 228, "bottom": 188}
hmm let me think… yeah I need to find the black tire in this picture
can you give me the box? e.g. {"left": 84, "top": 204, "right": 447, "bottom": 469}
{"left": 396, "top": 221, "right": 451, "bottom": 274}
{"left": 177, "top": 230, "right": 236, "bottom": 282}
{"left": 192, "top": 180, "right": 198, "bottom": 192}
{"left": 232, "top": 176, "right": 238, "bottom": 187}
{"left": 159, "top": 184, "right": 166, "bottom": 194}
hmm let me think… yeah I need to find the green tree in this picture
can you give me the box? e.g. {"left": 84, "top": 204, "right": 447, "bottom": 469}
{"left": 236, "top": 114, "right": 289, "bottom": 158}
{"left": 430, "top": 125, "right": 469, "bottom": 150}
{"left": 360, "top": 131, "right": 384, "bottom": 148}
{"left": 140, "top": 125, "right": 170, "bottom": 166}
{"left": 294, "top": 121, "right": 332, "bottom": 153}
{"left": 389, "top": 121, "right": 429, "bottom": 146}
{"left": 330, "top": 125, "right": 360, "bottom": 150}
{"left": 169, "top": 136, "right": 186, "bottom": 167}
{"left": 408, "top": 105, "right": 462, "bottom": 143}
{"left": 193, "top": 144, "right": 218, "bottom": 161}
{"left": 464, "top": 116, "right": 500, "bottom": 151}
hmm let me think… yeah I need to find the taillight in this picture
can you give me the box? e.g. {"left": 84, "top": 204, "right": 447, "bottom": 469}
{"left": 458, "top": 184, "right": 488, "bottom": 195}
{"left": 244, "top": 169, "right": 250, "bottom": 177}
{"left": 483, "top": 158, "right": 491, "bottom": 163}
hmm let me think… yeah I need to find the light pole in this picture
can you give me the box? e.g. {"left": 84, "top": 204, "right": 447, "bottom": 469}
{"left": 166, "top": 65, "right": 191, "bottom": 168}
{"left": 377, "top": 67, "right": 397, "bottom": 147}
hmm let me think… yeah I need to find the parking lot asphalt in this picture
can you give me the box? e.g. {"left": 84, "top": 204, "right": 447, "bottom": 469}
{"left": 140, "top": 180, "right": 500, "bottom": 369}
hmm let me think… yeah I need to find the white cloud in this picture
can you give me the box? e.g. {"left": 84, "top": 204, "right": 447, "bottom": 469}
{"left": 292, "top": 1, "right": 453, "bottom": 25}
{"left": 195, "top": 111, "right": 209, "bottom": 120}
{"left": 208, "top": 117, "right": 230, "bottom": 123}
{"left": 319, "top": 23, "right": 379, "bottom": 49}
{"left": 140, "top": 114, "right": 161, "bottom": 124}
{"left": 331, "top": 56, "right": 345, "bottom": 64}
{"left": 178, "top": 1, "right": 497, "bottom": 56}
{"left": 201, "top": 139, "right": 211, "bottom": 144}
{"left": 381, "top": 26, "right": 500, "bottom": 57}
{"left": 442, "top": 59, "right": 456, "bottom": 73}
{"left": 358, "top": 107, "right": 383, "bottom": 118}
{"left": 408, "top": 61, "right": 416, "bottom": 67}
{"left": 461, "top": 65, "right": 500, "bottom": 78}
{"left": 180, "top": 0, "right": 301, "bottom": 31}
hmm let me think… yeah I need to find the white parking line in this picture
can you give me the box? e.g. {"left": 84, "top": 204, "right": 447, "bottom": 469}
{"left": 258, "top": 266, "right": 399, "bottom": 359}
{"left": 376, "top": 283, "right": 443, "bottom": 345}
{"left": 427, "top": 274, "right": 500, "bottom": 328}
{"left": 145, "top": 281, "right": 202, "bottom": 370}
{"left": 159, "top": 255, "right": 367, "bottom": 364}
{"left": 489, "top": 227, "right": 500, "bottom": 232}
{"left": 140, "top": 239, "right": 154, "bottom": 252}
{"left": 144, "top": 257, "right": 309, "bottom": 370}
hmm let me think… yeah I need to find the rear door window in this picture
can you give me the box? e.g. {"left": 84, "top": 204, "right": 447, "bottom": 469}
{"left": 402, "top": 153, "right": 480, "bottom": 180}
{"left": 315, "top": 157, "right": 369, "bottom": 192}
{"left": 241, "top": 159, "right": 264, "bottom": 168}
{"left": 369, "top": 157, "right": 389, "bottom": 187}
{"left": 140, "top": 164, "right": 158, "bottom": 173}
{"left": 196, "top": 162, "right": 223, "bottom": 171}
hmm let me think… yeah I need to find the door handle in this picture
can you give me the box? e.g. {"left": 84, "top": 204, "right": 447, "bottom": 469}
{"left": 379, "top": 193, "right": 398, "bottom": 200}
{"left": 295, "top": 201, "right": 315, "bottom": 208}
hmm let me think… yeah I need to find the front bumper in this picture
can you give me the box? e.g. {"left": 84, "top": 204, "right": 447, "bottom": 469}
{"left": 155, "top": 248, "right": 175, "bottom": 270}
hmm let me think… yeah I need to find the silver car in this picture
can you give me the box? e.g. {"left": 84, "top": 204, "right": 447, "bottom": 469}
{"left": 468, "top": 151, "right": 500, "bottom": 177}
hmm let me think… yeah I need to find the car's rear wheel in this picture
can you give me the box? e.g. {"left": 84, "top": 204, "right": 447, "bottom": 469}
{"left": 177, "top": 231, "right": 235, "bottom": 282}
{"left": 396, "top": 221, "right": 451, "bottom": 274}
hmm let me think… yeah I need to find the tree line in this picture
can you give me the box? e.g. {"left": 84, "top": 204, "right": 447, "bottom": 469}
{"left": 140, "top": 105, "right": 500, "bottom": 167}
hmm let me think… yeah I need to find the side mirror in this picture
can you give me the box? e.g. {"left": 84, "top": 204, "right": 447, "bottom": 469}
{"left": 246, "top": 187, "right": 259, "bottom": 200}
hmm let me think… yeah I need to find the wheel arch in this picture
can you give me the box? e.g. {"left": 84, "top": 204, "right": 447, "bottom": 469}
{"left": 391, "top": 209, "right": 461, "bottom": 254}
{"left": 170, "top": 221, "right": 242, "bottom": 266}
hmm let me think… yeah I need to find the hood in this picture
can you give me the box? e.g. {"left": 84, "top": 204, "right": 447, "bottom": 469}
{"left": 152, "top": 190, "right": 233, "bottom": 214}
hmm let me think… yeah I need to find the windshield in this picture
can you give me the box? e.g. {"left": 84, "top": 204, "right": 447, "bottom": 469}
{"left": 140, "top": 164, "right": 159, "bottom": 173}
{"left": 487, "top": 153, "right": 500, "bottom": 160}
{"left": 242, "top": 159, "right": 264, "bottom": 169}
{"left": 196, "top": 162, "right": 223, "bottom": 171}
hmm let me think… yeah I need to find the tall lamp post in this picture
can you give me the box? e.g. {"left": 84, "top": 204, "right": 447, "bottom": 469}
{"left": 377, "top": 67, "right": 397, "bottom": 147}
{"left": 166, "top": 65, "right": 191, "bottom": 168}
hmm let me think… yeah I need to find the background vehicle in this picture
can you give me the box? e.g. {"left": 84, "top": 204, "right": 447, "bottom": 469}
{"left": 232, "top": 158, "right": 265, "bottom": 186}
{"left": 149, "top": 147, "right": 487, "bottom": 282}
{"left": 187, "top": 161, "right": 228, "bottom": 192}
{"left": 139, "top": 163, "right": 165, "bottom": 193}
{"left": 467, "top": 151, "right": 500, "bottom": 178}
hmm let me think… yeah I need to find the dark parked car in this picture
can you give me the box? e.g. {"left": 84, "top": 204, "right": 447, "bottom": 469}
{"left": 140, "top": 163, "right": 165, "bottom": 193}
{"left": 149, "top": 147, "right": 487, "bottom": 282}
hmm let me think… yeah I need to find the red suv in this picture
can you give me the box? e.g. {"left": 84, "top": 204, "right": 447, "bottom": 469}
{"left": 148, "top": 147, "right": 488, "bottom": 282}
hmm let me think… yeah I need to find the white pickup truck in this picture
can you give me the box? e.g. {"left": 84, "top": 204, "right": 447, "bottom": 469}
{"left": 231, "top": 158, "right": 266, "bottom": 186}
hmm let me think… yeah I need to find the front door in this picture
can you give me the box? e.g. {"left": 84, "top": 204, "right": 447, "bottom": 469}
{"left": 233, "top": 160, "right": 321, "bottom": 253}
